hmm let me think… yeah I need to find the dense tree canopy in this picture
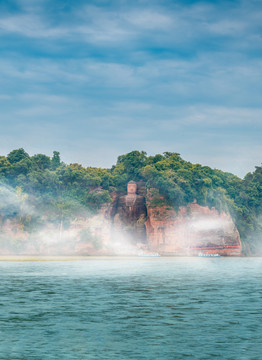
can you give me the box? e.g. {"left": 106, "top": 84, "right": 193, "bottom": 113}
{"left": 0, "top": 149, "right": 261, "bottom": 253}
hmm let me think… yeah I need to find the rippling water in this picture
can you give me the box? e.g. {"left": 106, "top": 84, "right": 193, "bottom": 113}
{"left": 0, "top": 257, "right": 262, "bottom": 359}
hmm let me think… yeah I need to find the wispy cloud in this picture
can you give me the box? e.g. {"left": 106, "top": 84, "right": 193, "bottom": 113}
{"left": 1, "top": 1, "right": 261, "bottom": 48}
{"left": 0, "top": 0, "right": 261, "bottom": 176}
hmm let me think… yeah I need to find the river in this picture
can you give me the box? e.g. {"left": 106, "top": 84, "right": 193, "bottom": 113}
{"left": 0, "top": 257, "right": 261, "bottom": 359}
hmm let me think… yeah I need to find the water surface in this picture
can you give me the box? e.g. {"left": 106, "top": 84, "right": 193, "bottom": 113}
{"left": 0, "top": 257, "right": 262, "bottom": 359}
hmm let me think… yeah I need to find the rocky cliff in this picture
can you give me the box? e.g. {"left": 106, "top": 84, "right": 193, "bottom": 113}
{"left": 109, "top": 185, "right": 241, "bottom": 256}
{"left": 0, "top": 182, "right": 242, "bottom": 256}
{"left": 145, "top": 200, "right": 241, "bottom": 256}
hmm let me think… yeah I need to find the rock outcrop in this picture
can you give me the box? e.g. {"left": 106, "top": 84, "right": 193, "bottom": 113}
{"left": 145, "top": 199, "right": 241, "bottom": 256}
{"left": 0, "top": 181, "right": 242, "bottom": 256}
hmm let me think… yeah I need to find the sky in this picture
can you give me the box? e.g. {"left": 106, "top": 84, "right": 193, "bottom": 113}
{"left": 0, "top": 0, "right": 261, "bottom": 177}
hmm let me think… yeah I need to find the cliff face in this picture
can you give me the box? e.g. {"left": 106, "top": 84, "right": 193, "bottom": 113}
{"left": 0, "top": 185, "right": 242, "bottom": 256}
{"left": 145, "top": 203, "right": 241, "bottom": 256}
{"left": 109, "top": 185, "right": 242, "bottom": 256}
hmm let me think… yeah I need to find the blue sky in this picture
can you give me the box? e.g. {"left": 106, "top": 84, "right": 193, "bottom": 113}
{"left": 0, "top": 0, "right": 261, "bottom": 177}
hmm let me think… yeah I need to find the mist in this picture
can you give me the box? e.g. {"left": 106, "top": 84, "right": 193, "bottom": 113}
{"left": 0, "top": 182, "right": 142, "bottom": 256}
{"left": 0, "top": 181, "right": 260, "bottom": 257}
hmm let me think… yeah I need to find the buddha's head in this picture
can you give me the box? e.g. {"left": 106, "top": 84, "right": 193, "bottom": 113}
{"left": 127, "top": 180, "right": 137, "bottom": 195}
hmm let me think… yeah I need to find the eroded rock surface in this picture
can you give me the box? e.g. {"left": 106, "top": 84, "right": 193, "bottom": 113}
{"left": 145, "top": 200, "right": 241, "bottom": 256}
{"left": 0, "top": 182, "right": 242, "bottom": 256}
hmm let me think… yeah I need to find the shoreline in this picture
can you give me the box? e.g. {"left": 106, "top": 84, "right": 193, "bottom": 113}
{"left": 0, "top": 254, "right": 257, "bottom": 261}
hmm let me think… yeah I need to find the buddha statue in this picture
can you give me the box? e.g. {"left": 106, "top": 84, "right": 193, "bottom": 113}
{"left": 111, "top": 181, "right": 147, "bottom": 244}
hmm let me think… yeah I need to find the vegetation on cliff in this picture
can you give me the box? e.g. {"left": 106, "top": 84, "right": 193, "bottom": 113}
{"left": 0, "top": 149, "right": 261, "bottom": 254}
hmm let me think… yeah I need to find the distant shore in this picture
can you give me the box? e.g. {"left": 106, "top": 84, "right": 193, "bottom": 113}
{"left": 0, "top": 255, "right": 255, "bottom": 261}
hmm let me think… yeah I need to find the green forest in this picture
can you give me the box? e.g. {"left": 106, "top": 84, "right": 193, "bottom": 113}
{"left": 0, "top": 148, "right": 261, "bottom": 254}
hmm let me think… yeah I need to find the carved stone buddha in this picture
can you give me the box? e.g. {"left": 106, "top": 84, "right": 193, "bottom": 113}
{"left": 111, "top": 181, "right": 147, "bottom": 244}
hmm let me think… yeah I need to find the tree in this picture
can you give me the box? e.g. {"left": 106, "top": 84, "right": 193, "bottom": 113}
{"left": 7, "top": 148, "right": 30, "bottom": 164}
{"left": 0, "top": 157, "right": 11, "bottom": 177}
{"left": 31, "top": 154, "right": 51, "bottom": 170}
{"left": 51, "top": 151, "right": 61, "bottom": 170}
{"left": 116, "top": 150, "right": 147, "bottom": 179}
{"left": 9, "top": 157, "right": 33, "bottom": 177}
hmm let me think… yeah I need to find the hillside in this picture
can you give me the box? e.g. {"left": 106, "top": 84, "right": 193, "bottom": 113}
{"left": 0, "top": 149, "right": 261, "bottom": 255}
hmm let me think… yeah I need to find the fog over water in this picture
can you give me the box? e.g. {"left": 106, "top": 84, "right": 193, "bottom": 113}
{"left": 0, "top": 257, "right": 262, "bottom": 359}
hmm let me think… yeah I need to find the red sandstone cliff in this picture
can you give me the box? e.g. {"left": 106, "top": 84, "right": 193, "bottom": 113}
{"left": 145, "top": 202, "right": 241, "bottom": 256}
{"left": 0, "top": 190, "right": 242, "bottom": 256}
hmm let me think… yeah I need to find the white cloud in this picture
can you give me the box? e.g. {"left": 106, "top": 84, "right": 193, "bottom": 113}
{"left": 0, "top": 0, "right": 261, "bottom": 177}
{"left": 0, "top": 14, "right": 68, "bottom": 38}
{"left": 0, "top": 1, "right": 261, "bottom": 53}
{"left": 208, "top": 20, "right": 247, "bottom": 36}
{"left": 124, "top": 10, "right": 172, "bottom": 30}
{"left": 175, "top": 106, "right": 262, "bottom": 126}
{"left": 0, "top": 94, "right": 11, "bottom": 100}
